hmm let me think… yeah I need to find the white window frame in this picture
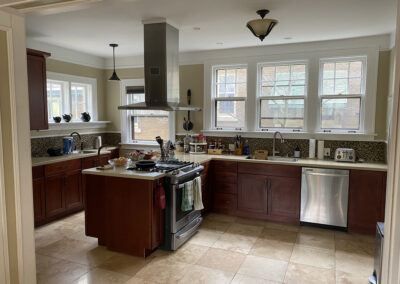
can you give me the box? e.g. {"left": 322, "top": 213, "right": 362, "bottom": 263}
{"left": 120, "top": 79, "right": 175, "bottom": 146}
{"left": 46, "top": 72, "right": 98, "bottom": 121}
{"left": 317, "top": 56, "right": 367, "bottom": 133}
{"left": 211, "top": 64, "right": 248, "bottom": 131}
{"left": 257, "top": 60, "right": 309, "bottom": 132}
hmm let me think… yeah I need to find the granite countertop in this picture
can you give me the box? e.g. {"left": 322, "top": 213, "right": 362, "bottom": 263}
{"left": 31, "top": 147, "right": 118, "bottom": 167}
{"left": 174, "top": 152, "right": 388, "bottom": 172}
{"left": 82, "top": 152, "right": 387, "bottom": 182}
{"left": 82, "top": 166, "right": 166, "bottom": 181}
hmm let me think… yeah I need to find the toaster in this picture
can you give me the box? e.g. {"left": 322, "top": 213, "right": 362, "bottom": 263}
{"left": 335, "top": 148, "right": 356, "bottom": 162}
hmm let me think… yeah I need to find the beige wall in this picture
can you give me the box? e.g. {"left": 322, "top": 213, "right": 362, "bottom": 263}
{"left": 375, "top": 50, "right": 391, "bottom": 140}
{"left": 104, "top": 68, "right": 144, "bottom": 131}
{"left": 46, "top": 59, "right": 107, "bottom": 120}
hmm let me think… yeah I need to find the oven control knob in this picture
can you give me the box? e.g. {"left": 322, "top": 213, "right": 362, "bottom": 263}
{"left": 171, "top": 170, "right": 180, "bottom": 175}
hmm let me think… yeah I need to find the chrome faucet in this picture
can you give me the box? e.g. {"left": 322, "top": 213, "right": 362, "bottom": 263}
{"left": 70, "top": 132, "right": 83, "bottom": 152}
{"left": 272, "top": 131, "right": 285, "bottom": 157}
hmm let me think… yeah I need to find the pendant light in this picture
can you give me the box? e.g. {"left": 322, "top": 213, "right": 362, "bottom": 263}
{"left": 109, "top": 43, "right": 120, "bottom": 81}
{"left": 246, "top": 9, "right": 278, "bottom": 41}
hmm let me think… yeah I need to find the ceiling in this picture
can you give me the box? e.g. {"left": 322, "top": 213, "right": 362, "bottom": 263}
{"left": 25, "top": 0, "right": 398, "bottom": 58}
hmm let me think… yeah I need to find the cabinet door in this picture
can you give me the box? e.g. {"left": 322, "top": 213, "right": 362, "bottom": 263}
{"left": 348, "top": 170, "right": 387, "bottom": 234}
{"left": 268, "top": 176, "right": 300, "bottom": 220}
{"left": 33, "top": 178, "right": 45, "bottom": 223}
{"left": 64, "top": 170, "right": 83, "bottom": 210}
{"left": 238, "top": 174, "right": 268, "bottom": 215}
{"left": 27, "top": 54, "right": 48, "bottom": 130}
{"left": 45, "top": 174, "right": 65, "bottom": 217}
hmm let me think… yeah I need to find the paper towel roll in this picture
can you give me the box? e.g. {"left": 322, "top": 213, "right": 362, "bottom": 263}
{"left": 309, "top": 139, "right": 316, "bottom": 159}
{"left": 317, "top": 140, "right": 325, "bottom": 160}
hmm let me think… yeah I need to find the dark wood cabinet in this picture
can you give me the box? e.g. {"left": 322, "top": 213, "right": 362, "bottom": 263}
{"left": 268, "top": 176, "right": 300, "bottom": 221}
{"left": 45, "top": 173, "right": 66, "bottom": 218}
{"left": 82, "top": 154, "right": 111, "bottom": 170}
{"left": 211, "top": 161, "right": 238, "bottom": 214}
{"left": 32, "top": 177, "right": 45, "bottom": 223}
{"left": 64, "top": 170, "right": 83, "bottom": 210}
{"left": 348, "top": 170, "right": 387, "bottom": 234}
{"left": 238, "top": 174, "right": 268, "bottom": 215}
{"left": 27, "top": 49, "right": 50, "bottom": 130}
{"left": 201, "top": 162, "right": 212, "bottom": 213}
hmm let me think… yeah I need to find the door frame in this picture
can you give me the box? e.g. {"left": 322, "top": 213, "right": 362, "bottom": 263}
{"left": 0, "top": 112, "right": 10, "bottom": 284}
{"left": 382, "top": 0, "right": 400, "bottom": 282}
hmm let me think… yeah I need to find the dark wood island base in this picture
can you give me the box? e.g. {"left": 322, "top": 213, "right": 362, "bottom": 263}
{"left": 83, "top": 174, "right": 165, "bottom": 257}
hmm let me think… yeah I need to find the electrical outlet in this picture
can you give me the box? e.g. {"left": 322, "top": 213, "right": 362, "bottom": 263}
{"left": 324, "top": 148, "right": 331, "bottom": 157}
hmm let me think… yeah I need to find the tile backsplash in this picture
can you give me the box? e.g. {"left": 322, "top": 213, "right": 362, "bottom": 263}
{"left": 176, "top": 135, "right": 387, "bottom": 163}
{"left": 31, "top": 133, "right": 121, "bottom": 157}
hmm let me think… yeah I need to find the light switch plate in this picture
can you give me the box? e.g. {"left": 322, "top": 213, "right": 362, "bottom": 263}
{"left": 324, "top": 148, "right": 330, "bottom": 157}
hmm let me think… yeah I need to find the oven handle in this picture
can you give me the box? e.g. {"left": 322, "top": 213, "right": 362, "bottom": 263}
{"left": 174, "top": 173, "right": 201, "bottom": 189}
{"left": 176, "top": 217, "right": 202, "bottom": 240}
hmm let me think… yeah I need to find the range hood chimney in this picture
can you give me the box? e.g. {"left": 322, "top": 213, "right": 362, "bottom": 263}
{"left": 118, "top": 19, "right": 201, "bottom": 111}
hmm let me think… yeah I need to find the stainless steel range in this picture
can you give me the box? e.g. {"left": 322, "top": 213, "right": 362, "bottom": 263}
{"left": 128, "top": 160, "right": 204, "bottom": 250}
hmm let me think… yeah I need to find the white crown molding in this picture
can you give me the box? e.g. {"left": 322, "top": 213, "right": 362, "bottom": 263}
{"left": 26, "top": 38, "right": 106, "bottom": 69}
{"left": 27, "top": 34, "right": 391, "bottom": 70}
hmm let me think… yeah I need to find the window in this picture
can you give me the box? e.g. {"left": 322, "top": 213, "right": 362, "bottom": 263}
{"left": 319, "top": 57, "right": 366, "bottom": 131}
{"left": 46, "top": 72, "right": 97, "bottom": 121}
{"left": 120, "top": 79, "right": 174, "bottom": 145}
{"left": 258, "top": 62, "right": 307, "bottom": 130}
{"left": 213, "top": 66, "right": 247, "bottom": 130}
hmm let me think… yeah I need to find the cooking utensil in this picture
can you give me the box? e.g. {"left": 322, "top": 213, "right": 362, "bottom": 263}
{"left": 156, "top": 136, "right": 167, "bottom": 161}
{"left": 135, "top": 160, "right": 156, "bottom": 170}
{"left": 183, "top": 89, "right": 194, "bottom": 131}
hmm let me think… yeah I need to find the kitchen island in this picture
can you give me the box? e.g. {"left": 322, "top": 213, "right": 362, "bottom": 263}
{"left": 82, "top": 167, "right": 165, "bottom": 257}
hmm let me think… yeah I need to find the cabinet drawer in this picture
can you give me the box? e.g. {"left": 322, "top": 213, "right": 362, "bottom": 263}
{"left": 82, "top": 154, "right": 110, "bottom": 169}
{"left": 213, "top": 161, "right": 237, "bottom": 172}
{"left": 214, "top": 182, "right": 237, "bottom": 195}
{"left": 238, "top": 162, "right": 300, "bottom": 178}
{"left": 45, "top": 159, "right": 81, "bottom": 176}
{"left": 32, "top": 166, "right": 44, "bottom": 179}
{"left": 213, "top": 193, "right": 237, "bottom": 212}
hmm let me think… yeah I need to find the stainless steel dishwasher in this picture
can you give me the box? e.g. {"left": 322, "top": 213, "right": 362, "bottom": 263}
{"left": 300, "top": 167, "right": 349, "bottom": 228}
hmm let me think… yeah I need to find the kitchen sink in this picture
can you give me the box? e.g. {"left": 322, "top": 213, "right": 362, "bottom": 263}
{"left": 245, "top": 156, "right": 298, "bottom": 162}
{"left": 268, "top": 156, "right": 298, "bottom": 162}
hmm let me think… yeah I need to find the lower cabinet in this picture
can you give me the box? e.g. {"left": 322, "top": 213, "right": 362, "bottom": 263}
{"left": 238, "top": 174, "right": 268, "bottom": 215}
{"left": 32, "top": 177, "right": 46, "bottom": 222}
{"left": 45, "top": 173, "right": 66, "bottom": 218}
{"left": 268, "top": 176, "right": 300, "bottom": 220}
{"left": 348, "top": 170, "right": 387, "bottom": 234}
{"left": 65, "top": 170, "right": 83, "bottom": 210}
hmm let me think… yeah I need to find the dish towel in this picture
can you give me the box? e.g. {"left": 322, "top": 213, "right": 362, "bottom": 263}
{"left": 181, "top": 180, "right": 194, "bottom": 211}
{"left": 193, "top": 176, "right": 204, "bottom": 211}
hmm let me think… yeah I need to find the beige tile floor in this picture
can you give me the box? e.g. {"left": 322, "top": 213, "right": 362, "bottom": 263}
{"left": 35, "top": 212, "right": 375, "bottom": 284}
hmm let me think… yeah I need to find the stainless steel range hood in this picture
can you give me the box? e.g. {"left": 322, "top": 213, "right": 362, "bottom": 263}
{"left": 118, "top": 20, "right": 201, "bottom": 111}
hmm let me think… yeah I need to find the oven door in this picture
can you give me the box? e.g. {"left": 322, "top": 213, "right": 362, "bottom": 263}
{"left": 171, "top": 183, "right": 201, "bottom": 233}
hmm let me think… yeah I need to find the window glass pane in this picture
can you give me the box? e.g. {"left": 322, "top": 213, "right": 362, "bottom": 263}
{"left": 47, "top": 81, "right": 63, "bottom": 120}
{"left": 215, "top": 67, "right": 247, "bottom": 98}
{"left": 321, "top": 59, "right": 364, "bottom": 95}
{"left": 321, "top": 98, "right": 360, "bottom": 130}
{"left": 216, "top": 100, "right": 245, "bottom": 128}
{"left": 131, "top": 116, "right": 169, "bottom": 141}
{"left": 262, "top": 66, "right": 275, "bottom": 82}
{"left": 335, "top": 79, "right": 348, "bottom": 94}
{"left": 335, "top": 62, "right": 349, "bottom": 78}
{"left": 349, "top": 61, "right": 362, "bottom": 78}
{"left": 127, "top": 91, "right": 169, "bottom": 141}
{"left": 291, "top": 65, "right": 306, "bottom": 80}
{"left": 260, "top": 63, "right": 306, "bottom": 97}
{"left": 260, "top": 99, "right": 304, "bottom": 128}
{"left": 276, "top": 65, "right": 290, "bottom": 81}
{"left": 323, "top": 63, "right": 335, "bottom": 79}
{"left": 71, "top": 84, "right": 87, "bottom": 120}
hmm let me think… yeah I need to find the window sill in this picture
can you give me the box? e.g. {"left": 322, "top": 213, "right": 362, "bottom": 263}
{"left": 120, "top": 143, "right": 160, "bottom": 150}
{"left": 201, "top": 130, "right": 379, "bottom": 141}
{"left": 47, "top": 121, "right": 111, "bottom": 131}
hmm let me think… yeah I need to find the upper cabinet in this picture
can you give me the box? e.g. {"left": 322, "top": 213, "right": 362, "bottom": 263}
{"left": 27, "top": 48, "right": 50, "bottom": 130}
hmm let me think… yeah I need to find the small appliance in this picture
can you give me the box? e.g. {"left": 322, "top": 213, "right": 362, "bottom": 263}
{"left": 62, "top": 137, "right": 74, "bottom": 155}
{"left": 335, "top": 148, "right": 356, "bottom": 162}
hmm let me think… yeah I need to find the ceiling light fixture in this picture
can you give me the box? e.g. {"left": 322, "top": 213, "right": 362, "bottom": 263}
{"left": 246, "top": 9, "right": 278, "bottom": 42}
{"left": 109, "top": 43, "right": 120, "bottom": 81}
